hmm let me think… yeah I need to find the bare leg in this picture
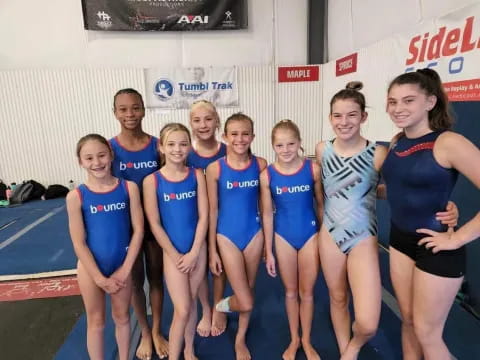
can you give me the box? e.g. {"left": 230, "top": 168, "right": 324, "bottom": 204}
{"left": 211, "top": 271, "right": 228, "bottom": 336}
{"left": 196, "top": 274, "right": 212, "bottom": 337}
{"left": 184, "top": 244, "right": 207, "bottom": 360}
{"left": 389, "top": 247, "right": 422, "bottom": 360}
{"left": 77, "top": 262, "right": 106, "bottom": 360}
{"left": 145, "top": 240, "right": 169, "bottom": 359}
{"left": 341, "top": 237, "right": 381, "bottom": 360}
{"left": 413, "top": 269, "right": 462, "bottom": 360}
{"left": 217, "top": 231, "right": 263, "bottom": 360}
{"left": 275, "top": 235, "right": 300, "bottom": 360}
{"left": 131, "top": 249, "right": 153, "bottom": 360}
{"left": 318, "top": 226, "right": 350, "bottom": 354}
{"left": 298, "top": 235, "right": 321, "bottom": 360}
{"left": 111, "top": 275, "right": 133, "bottom": 360}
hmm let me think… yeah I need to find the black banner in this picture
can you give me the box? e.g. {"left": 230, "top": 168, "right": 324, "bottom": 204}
{"left": 81, "top": 0, "right": 247, "bottom": 31}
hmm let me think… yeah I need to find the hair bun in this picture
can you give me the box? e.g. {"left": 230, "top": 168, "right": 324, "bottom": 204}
{"left": 346, "top": 81, "right": 363, "bottom": 91}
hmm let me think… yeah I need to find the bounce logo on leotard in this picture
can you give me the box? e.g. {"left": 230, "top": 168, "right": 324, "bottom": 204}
{"left": 119, "top": 161, "right": 158, "bottom": 171}
{"left": 90, "top": 202, "right": 126, "bottom": 214}
{"left": 226, "top": 180, "right": 259, "bottom": 189}
{"left": 275, "top": 185, "right": 310, "bottom": 194}
{"left": 163, "top": 191, "right": 196, "bottom": 202}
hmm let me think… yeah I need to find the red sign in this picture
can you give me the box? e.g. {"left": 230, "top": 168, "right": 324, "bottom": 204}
{"left": 0, "top": 276, "right": 80, "bottom": 302}
{"left": 336, "top": 53, "right": 358, "bottom": 76}
{"left": 278, "top": 66, "right": 320, "bottom": 82}
{"left": 443, "top": 78, "right": 480, "bottom": 102}
{"left": 406, "top": 16, "right": 479, "bottom": 66}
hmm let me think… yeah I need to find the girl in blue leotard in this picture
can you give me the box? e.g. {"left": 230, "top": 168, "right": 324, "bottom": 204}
{"left": 206, "top": 113, "right": 267, "bottom": 360}
{"left": 66, "top": 134, "right": 144, "bottom": 360}
{"left": 260, "top": 120, "right": 323, "bottom": 360}
{"left": 187, "top": 100, "right": 228, "bottom": 338}
{"left": 143, "top": 123, "right": 208, "bottom": 360}
{"left": 109, "top": 88, "right": 168, "bottom": 360}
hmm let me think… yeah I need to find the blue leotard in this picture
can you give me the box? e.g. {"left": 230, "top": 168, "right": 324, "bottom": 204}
{"left": 322, "top": 140, "right": 379, "bottom": 253}
{"left": 187, "top": 143, "right": 227, "bottom": 171}
{"left": 267, "top": 159, "right": 318, "bottom": 250}
{"left": 78, "top": 180, "right": 131, "bottom": 276}
{"left": 382, "top": 131, "right": 458, "bottom": 233}
{"left": 154, "top": 168, "right": 199, "bottom": 254}
{"left": 217, "top": 156, "right": 261, "bottom": 250}
{"left": 110, "top": 136, "right": 160, "bottom": 188}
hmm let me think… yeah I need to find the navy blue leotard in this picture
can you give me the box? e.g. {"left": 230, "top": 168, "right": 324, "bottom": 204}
{"left": 187, "top": 143, "right": 226, "bottom": 171}
{"left": 155, "top": 168, "right": 198, "bottom": 254}
{"left": 267, "top": 159, "right": 318, "bottom": 250}
{"left": 78, "top": 180, "right": 131, "bottom": 277}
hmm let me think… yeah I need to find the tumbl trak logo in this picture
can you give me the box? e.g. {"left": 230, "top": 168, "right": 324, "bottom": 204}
{"left": 275, "top": 184, "right": 310, "bottom": 195}
{"left": 119, "top": 161, "right": 158, "bottom": 171}
{"left": 163, "top": 191, "right": 196, "bottom": 201}
{"left": 90, "top": 202, "right": 126, "bottom": 214}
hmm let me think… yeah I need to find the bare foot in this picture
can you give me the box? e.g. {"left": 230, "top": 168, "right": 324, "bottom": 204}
{"left": 235, "top": 339, "right": 251, "bottom": 360}
{"left": 152, "top": 331, "right": 169, "bottom": 359}
{"left": 136, "top": 333, "right": 153, "bottom": 360}
{"left": 211, "top": 309, "right": 227, "bottom": 336}
{"left": 196, "top": 310, "right": 212, "bottom": 337}
{"left": 302, "top": 339, "right": 321, "bottom": 360}
{"left": 184, "top": 348, "right": 199, "bottom": 360}
{"left": 282, "top": 338, "right": 300, "bottom": 360}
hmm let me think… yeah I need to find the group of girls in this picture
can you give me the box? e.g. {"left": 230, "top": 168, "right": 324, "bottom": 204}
{"left": 67, "top": 67, "right": 480, "bottom": 360}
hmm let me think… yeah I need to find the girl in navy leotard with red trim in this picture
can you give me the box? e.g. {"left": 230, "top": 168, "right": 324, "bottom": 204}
{"left": 382, "top": 69, "right": 480, "bottom": 360}
{"left": 66, "top": 134, "right": 144, "bottom": 360}
{"left": 260, "top": 120, "right": 323, "bottom": 360}
{"left": 143, "top": 123, "right": 208, "bottom": 360}
{"left": 186, "top": 100, "right": 228, "bottom": 338}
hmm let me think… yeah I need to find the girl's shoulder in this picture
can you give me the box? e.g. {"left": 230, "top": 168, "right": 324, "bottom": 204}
{"left": 255, "top": 156, "right": 268, "bottom": 171}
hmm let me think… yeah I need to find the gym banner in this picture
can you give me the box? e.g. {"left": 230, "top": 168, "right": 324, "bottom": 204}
{"left": 81, "top": 0, "right": 248, "bottom": 31}
{"left": 145, "top": 66, "right": 239, "bottom": 109}
{"left": 394, "top": 2, "right": 480, "bottom": 101}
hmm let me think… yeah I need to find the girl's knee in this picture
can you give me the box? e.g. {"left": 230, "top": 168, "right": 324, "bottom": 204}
{"left": 236, "top": 293, "right": 254, "bottom": 312}
{"left": 112, "top": 310, "right": 130, "bottom": 327}
{"left": 285, "top": 288, "right": 298, "bottom": 301}
{"left": 299, "top": 289, "right": 313, "bottom": 302}
{"left": 413, "top": 320, "right": 441, "bottom": 346}
{"left": 329, "top": 290, "right": 348, "bottom": 308}
{"left": 87, "top": 313, "right": 106, "bottom": 330}
{"left": 174, "top": 303, "right": 192, "bottom": 321}
{"left": 354, "top": 318, "right": 378, "bottom": 339}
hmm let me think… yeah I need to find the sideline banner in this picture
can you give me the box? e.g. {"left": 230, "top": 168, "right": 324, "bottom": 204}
{"left": 81, "top": 0, "right": 247, "bottom": 31}
{"left": 145, "top": 67, "right": 239, "bottom": 109}
{"left": 394, "top": 3, "right": 480, "bottom": 101}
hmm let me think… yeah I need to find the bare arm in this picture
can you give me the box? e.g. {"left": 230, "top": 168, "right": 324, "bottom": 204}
{"left": 66, "top": 190, "right": 121, "bottom": 293}
{"left": 311, "top": 161, "right": 324, "bottom": 223}
{"left": 206, "top": 161, "right": 222, "bottom": 276}
{"left": 418, "top": 132, "right": 480, "bottom": 251}
{"left": 260, "top": 168, "right": 276, "bottom": 277}
{"left": 143, "top": 173, "right": 181, "bottom": 262}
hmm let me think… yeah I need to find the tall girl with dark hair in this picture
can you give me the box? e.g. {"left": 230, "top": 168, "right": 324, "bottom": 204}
{"left": 109, "top": 88, "right": 168, "bottom": 360}
{"left": 383, "top": 68, "right": 480, "bottom": 360}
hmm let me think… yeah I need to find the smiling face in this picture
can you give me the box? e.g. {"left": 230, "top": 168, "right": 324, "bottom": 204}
{"left": 78, "top": 140, "right": 113, "bottom": 179}
{"left": 272, "top": 128, "right": 301, "bottom": 163}
{"left": 159, "top": 130, "right": 191, "bottom": 165}
{"left": 329, "top": 99, "right": 367, "bottom": 141}
{"left": 387, "top": 83, "right": 436, "bottom": 132}
{"left": 223, "top": 119, "right": 254, "bottom": 156}
{"left": 113, "top": 93, "right": 145, "bottom": 131}
{"left": 190, "top": 104, "right": 219, "bottom": 141}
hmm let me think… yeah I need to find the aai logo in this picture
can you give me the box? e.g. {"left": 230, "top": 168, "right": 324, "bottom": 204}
{"left": 154, "top": 79, "right": 174, "bottom": 101}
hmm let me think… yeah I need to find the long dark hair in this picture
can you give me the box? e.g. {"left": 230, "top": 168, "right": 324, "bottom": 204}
{"left": 388, "top": 68, "right": 454, "bottom": 131}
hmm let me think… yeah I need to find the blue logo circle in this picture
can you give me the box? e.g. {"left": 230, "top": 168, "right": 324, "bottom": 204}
{"left": 154, "top": 79, "right": 174, "bottom": 100}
